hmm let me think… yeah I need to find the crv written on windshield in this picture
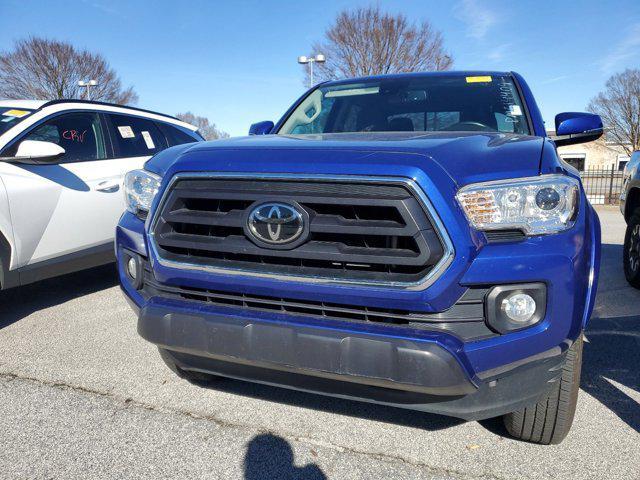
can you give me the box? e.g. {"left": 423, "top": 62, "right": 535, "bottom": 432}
{"left": 278, "top": 74, "right": 530, "bottom": 136}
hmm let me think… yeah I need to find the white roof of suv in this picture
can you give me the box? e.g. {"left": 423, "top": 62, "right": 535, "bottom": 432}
{"left": 0, "top": 99, "right": 198, "bottom": 131}
{"left": 0, "top": 100, "right": 47, "bottom": 110}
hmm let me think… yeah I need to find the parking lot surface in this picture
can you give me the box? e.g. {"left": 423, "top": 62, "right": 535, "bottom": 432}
{"left": 0, "top": 206, "right": 638, "bottom": 480}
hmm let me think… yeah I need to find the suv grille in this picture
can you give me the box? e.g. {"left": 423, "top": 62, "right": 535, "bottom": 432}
{"left": 151, "top": 178, "right": 446, "bottom": 284}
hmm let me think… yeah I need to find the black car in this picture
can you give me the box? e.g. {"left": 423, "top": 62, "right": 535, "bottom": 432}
{"left": 621, "top": 151, "right": 640, "bottom": 288}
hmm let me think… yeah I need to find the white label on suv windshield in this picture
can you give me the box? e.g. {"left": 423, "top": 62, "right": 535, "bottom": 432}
{"left": 118, "top": 126, "right": 135, "bottom": 138}
{"left": 141, "top": 131, "right": 155, "bottom": 149}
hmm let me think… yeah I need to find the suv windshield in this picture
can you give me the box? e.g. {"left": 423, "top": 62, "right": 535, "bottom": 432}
{"left": 278, "top": 74, "right": 530, "bottom": 136}
{"left": 0, "top": 107, "right": 35, "bottom": 136}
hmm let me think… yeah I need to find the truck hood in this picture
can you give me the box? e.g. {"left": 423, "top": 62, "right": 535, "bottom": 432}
{"left": 147, "top": 132, "right": 544, "bottom": 187}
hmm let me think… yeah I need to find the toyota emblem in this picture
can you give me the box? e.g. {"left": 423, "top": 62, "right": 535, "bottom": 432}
{"left": 246, "top": 202, "right": 305, "bottom": 246}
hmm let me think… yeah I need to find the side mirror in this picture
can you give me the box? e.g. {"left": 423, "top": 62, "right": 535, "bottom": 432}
{"left": 7, "top": 140, "right": 66, "bottom": 164}
{"left": 551, "top": 112, "right": 603, "bottom": 147}
{"left": 249, "top": 121, "right": 274, "bottom": 136}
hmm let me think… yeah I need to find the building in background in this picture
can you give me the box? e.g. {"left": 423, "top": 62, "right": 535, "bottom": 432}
{"left": 548, "top": 130, "right": 631, "bottom": 172}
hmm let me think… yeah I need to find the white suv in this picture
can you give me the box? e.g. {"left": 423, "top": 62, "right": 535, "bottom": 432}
{"left": 0, "top": 99, "right": 202, "bottom": 289}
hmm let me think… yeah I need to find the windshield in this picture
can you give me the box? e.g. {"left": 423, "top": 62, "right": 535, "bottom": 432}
{"left": 278, "top": 74, "right": 530, "bottom": 136}
{"left": 0, "top": 107, "right": 35, "bottom": 136}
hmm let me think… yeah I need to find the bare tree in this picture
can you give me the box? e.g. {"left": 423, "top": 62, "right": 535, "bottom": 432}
{"left": 176, "top": 112, "right": 229, "bottom": 140}
{"left": 588, "top": 69, "right": 640, "bottom": 155}
{"left": 306, "top": 6, "right": 453, "bottom": 85}
{"left": 0, "top": 37, "right": 138, "bottom": 105}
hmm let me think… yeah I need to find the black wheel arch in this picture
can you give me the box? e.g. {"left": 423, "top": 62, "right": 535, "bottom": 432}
{"left": 624, "top": 185, "right": 640, "bottom": 222}
{"left": 0, "top": 229, "right": 10, "bottom": 289}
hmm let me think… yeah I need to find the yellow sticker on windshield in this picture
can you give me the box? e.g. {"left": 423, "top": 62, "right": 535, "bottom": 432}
{"left": 466, "top": 76, "right": 492, "bottom": 83}
{"left": 3, "top": 109, "right": 30, "bottom": 118}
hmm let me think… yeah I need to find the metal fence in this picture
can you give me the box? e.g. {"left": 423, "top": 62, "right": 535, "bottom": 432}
{"left": 580, "top": 166, "right": 624, "bottom": 205}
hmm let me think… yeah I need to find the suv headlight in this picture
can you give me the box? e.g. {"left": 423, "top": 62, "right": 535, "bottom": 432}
{"left": 124, "top": 169, "right": 161, "bottom": 217}
{"left": 456, "top": 175, "right": 579, "bottom": 235}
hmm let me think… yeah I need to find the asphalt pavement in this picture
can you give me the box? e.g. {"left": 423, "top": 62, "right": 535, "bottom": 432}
{"left": 0, "top": 205, "right": 638, "bottom": 480}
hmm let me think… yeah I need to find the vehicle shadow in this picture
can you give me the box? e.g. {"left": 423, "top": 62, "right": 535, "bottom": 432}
{"left": 0, "top": 264, "right": 118, "bottom": 330}
{"left": 198, "top": 374, "right": 464, "bottom": 432}
{"left": 244, "top": 433, "right": 326, "bottom": 480}
{"left": 582, "top": 315, "right": 640, "bottom": 433}
{"left": 18, "top": 164, "right": 90, "bottom": 191}
{"left": 582, "top": 244, "right": 640, "bottom": 434}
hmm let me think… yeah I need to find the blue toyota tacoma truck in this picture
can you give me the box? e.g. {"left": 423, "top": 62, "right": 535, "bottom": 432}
{"left": 117, "top": 72, "right": 602, "bottom": 444}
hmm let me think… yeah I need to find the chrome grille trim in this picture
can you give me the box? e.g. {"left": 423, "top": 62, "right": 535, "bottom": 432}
{"left": 147, "top": 173, "right": 455, "bottom": 290}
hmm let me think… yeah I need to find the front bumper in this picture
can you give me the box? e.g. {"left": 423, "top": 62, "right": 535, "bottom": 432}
{"left": 138, "top": 300, "right": 566, "bottom": 420}
{"left": 140, "top": 302, "right": 476, "bottom": 396}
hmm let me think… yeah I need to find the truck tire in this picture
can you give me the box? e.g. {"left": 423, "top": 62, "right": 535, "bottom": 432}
{"left": 623, "top": 208, "right": 640, "bottom": 289}
{"left": 503, "top": 335, "right": 583, "bottom": 444}
{"left": 157, "top": 347, "right": 219, "bottom": 385}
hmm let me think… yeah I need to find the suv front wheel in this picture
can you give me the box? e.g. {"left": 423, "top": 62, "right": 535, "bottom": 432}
{"left": 623, "top": 208, "right": 640, "bottom": 289}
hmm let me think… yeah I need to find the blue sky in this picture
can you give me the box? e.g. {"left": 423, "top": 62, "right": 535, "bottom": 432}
{"left": 1, "top": 0, "right": 639, "bottom": 136}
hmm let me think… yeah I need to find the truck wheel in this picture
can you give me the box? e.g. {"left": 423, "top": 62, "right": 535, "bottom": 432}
{"left": 503, "top": 335, "right": 583, "bottom": 444}
{"left": 623, "top": 208, "right": 640, "bottom": 289}
{"left": 157, "top": 347, "right": 219, "bottom": 385}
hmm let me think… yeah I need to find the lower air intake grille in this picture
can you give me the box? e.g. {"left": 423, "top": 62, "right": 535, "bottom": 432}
{"left": 142, "top": 270, "right": 494, "bottom": 341}
{"left": 150, "top": 178, "right": 446, "bottom": 284}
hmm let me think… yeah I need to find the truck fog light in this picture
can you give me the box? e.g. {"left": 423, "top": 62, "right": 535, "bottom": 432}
{"left": 485, "top": 283, "right": 546, "bottom": 333}
{"left": 127, "top": 257, "right": 138, "bottom": 280}
{"left": 501, "top": 293, "right": 536, "bottom": 322}
{"left": 122, "top": 251, "right": 144, "bottom": 290}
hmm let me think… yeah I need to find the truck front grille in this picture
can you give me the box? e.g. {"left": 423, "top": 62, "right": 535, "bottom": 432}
{"left": 150, "top": 177, "right": 448, "bottom": 285}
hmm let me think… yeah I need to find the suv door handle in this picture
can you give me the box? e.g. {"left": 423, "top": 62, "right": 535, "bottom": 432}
{"left": 96, "top": 180, "right": 120, "bottom": 192}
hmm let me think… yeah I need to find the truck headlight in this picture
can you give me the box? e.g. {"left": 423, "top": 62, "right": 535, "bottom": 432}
{"left": 124, "top": 169, "right": 161, "bottom": 218}
{"left": 456, "top": 175, "right": 579, "bottom": 235}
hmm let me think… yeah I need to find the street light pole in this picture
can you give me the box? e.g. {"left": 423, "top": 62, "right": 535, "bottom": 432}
{"left": 297, "top": 54, "right": 326, "bottom": 89}
{"left": 78, "top": 79, "right": 98, "bottom": 100}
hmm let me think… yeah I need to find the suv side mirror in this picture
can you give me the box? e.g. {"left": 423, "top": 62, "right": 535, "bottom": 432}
{"left": 6, "top": 140, "right": 66, "bottom": 164}
{"left": 551, "top": 112, "right": 603, "bottom": 147}
{"left": 249, "top": 121, "right": 274, "bottom": 136}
